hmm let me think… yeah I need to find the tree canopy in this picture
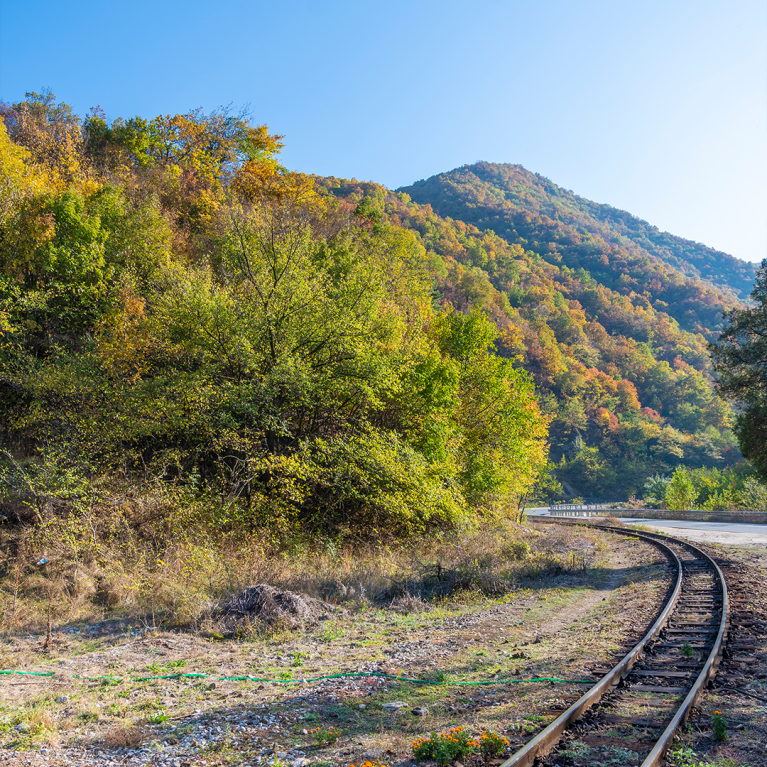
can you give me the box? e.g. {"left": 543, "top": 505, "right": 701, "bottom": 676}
{"left": 0, "top": 92, "right": 549, "bottom": 540}
{"left": 711, "top": 259, "right": 767, "bottom": 480}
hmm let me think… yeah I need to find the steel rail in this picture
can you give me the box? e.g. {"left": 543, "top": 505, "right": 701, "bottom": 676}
{"left": 628, "top": 530, "right": 729, "bottom": 767}
{"left": 500, "top": 522, "right": 728, "bottom": 767}
{"left": 499, "top": 526, "right": 683, "bottom": 767}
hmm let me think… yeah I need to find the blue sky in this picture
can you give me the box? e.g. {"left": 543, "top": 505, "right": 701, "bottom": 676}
{"left": 2, "top": 0, "right": 765, "bottom": 262}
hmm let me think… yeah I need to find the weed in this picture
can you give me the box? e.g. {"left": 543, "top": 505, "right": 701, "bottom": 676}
{"left": 712, "top": 710, "right": 727, "bottom": 741}
{"left": 145, "top": 713, "right": 171, "bottom": 724}
{"left": 0, "top": 512, "right": 582, "bottom": 634}
{"left": 318, "top": 620, "right": 345, "bottom": 642}
{"left": 78, "top": 710, "right": 100, "bottom": 723}
{"left": 102, "top": 724, "right": 145, "bottom": 749}
{"left": 670, "top": 747, "right": 746, "bottom": 767}
{"left": 605, "top": 749, "right": 639, "bottom": 764}
{"left": 559, "top": 740, "right": 593, "bottom": 759}
{"left": 309, "top": 726, "right": 339, "bottom": 746}
{"left": 520, "top": 714, "right": 547, "bottom": 733}
{"left": 10, "top": 703, "right": 58, "bottom": 746}
{"left": 431, "top": 669, "right": 449, "bottom": 684}
{"left": 291, "top": 651, "right": 307, "bottom": 667}
{"left": 680, "top": 641, "right": 694, "bottom": 658}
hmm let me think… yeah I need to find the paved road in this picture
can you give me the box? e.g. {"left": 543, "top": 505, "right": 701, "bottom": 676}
{"left": 528, "top": 508, "right": 767, "bottom": 547}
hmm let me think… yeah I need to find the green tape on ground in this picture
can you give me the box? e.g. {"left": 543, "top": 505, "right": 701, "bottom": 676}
{"left": 1, "top": 669, "right": 595, "bottom": 686}
{"left": 0, "top": 670, "right": 56, "bottom": 677}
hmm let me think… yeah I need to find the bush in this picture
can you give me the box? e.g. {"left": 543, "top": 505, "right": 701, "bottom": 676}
{"left": 479, "top": 730, "right": 510, "bottom": 757}
{"left": 665, "top": 467, "right": 698, "bottom": 511}
{"left": 412, "top": 727, "right": 478, "bottom": 765}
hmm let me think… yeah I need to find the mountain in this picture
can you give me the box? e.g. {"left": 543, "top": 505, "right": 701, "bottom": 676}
{"left": 317, "top": 171, "right": 746, "bottom": 499}
{"left": 400, "top": 163, "right": 757, "bottom": 336}
{"left": 0, "top": 90, "right": 755, "bottom": 510}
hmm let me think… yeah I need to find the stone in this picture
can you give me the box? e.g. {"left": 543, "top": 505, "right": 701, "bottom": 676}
{"left": 412, "top": 707, "right": 429, "bottom": 716}
{"left": 55, "top": 696, "right": 69, "bottom": 704}
{"left": 382, "top": 701, "right": 408, "bottom": 711}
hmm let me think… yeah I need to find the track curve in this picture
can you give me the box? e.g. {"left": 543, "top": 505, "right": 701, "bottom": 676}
{"left": 503, "top": 522, "right": 729, "bottom": 767}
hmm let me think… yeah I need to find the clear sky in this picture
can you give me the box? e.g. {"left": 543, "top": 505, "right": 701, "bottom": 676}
{"left": 2, "top": 0, "right": 765, "bottom": 262}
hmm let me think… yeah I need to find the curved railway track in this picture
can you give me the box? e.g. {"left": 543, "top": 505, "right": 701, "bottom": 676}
{"left": 503, "top": 522, "right": 729, "bottom": 767}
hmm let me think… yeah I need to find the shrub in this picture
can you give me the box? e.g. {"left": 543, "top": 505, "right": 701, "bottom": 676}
{"left": 412, "top": 726, "right": 478, "bottom": 765}
{"left": 665, "top": 467, "right": 698, "bottom": 511}
{"left": 479, "top": 730, "right": 509, "bottom": 757}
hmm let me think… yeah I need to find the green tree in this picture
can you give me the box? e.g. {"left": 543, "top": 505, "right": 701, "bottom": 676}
{"left": 433, "top": 308, "right": 549, "bottom": 511}
{"left": 711, "top": 259, "right": 767, "bottom": 480}
{"left": 643, "top": 474, "right": 669, "bottom": 507}
{"left": 665, "top": 467, "right": 698, "bottom": 511}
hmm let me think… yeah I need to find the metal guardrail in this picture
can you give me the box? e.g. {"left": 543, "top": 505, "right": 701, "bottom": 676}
{"left": 546, "top": 507, "right": 767, "bottom": 524}
{"left": 548, "top": 504, "right": 616, "bottom": 517}
{"left": 550, "top": 504, "right": 613, "bottom": 510}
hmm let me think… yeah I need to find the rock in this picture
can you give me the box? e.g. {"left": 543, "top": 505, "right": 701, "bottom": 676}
{"left": 382, "top": 701, "right": 408, "bottom": 711}
{"left": 301, "top": 728, "right": 308, "bottom": 735}
{"left": 363, "top": 749, "right": 384, "bottom": 759}
{"left": 412, "top": 707, "right": 429, "bottom": 716}
{"left": 16, "top": 723, "right": 30, "bottom": 733}
{"left": 358, "top": 704, "right": 366, "bottom": 710}
{"left": 55, "top": 696, "right": 69, "bottom": 703}
{"left": 292, "top": 760, "right": 310, "bottom": 767}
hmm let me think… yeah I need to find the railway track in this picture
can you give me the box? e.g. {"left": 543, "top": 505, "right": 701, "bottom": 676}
{"left": 502, "top": 522, "right": 729, "bottom": 767}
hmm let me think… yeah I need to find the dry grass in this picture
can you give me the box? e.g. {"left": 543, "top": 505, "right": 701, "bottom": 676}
{"left": 101, "top": 724, "right": 146, "bottom": 749}
{"left": 0, "top": 502, "right": 594, "bottom": 639}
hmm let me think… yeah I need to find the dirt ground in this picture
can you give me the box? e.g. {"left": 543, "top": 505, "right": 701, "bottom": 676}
{"left": 0, "top": 527, "right": 673, "bottom": 767}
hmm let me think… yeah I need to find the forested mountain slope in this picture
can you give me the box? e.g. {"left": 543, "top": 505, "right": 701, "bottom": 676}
{"left": 317, "top": 176, "right": 743, "bottom": 498}
{"left": 0, "top": 92, "right": 751, "bottom": 514}
{"left": 400, "top": 163, "right": 756, "bottom": 333}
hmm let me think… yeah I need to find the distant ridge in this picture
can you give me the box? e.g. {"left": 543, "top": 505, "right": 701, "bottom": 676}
{"left": 400, "top": 162, "right": 757, "bottom": 304}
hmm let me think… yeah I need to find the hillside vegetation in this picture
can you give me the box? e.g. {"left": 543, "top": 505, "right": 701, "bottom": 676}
{"left": 0, "top": 92, "right": 760, "bottom": 558}
{"left": 402, "top": 163, "right": 756, "bottom": 327}
{"left": 0, "top": 92, "right": 548, "bottom": 547}
{"left": 318, "top": 172, "right": 746, "bottom": 498}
